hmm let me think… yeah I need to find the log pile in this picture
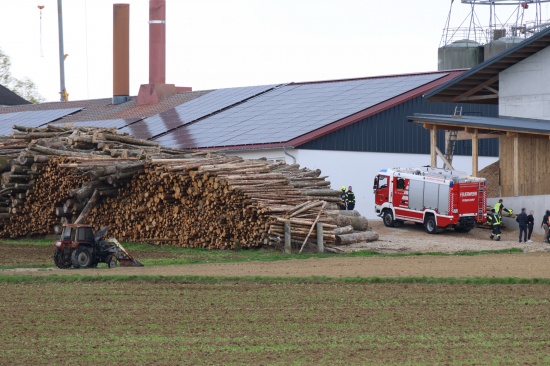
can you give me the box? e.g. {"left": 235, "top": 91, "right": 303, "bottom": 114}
{"left": 0, "top": 125, "right": 353, "bottom": 249}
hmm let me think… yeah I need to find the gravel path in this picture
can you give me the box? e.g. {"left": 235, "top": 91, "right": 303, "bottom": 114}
{"left": 338, "top": 221, "right": 550, "bottom": 254}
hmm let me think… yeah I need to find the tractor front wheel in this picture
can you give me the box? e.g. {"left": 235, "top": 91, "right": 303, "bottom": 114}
{"left": 53, "top": 249, "right": 71, "bottom": 269}
{"left": 106, "top": 255, "right": 118, "bottom": 269}
{"left": 71, "top": 247, "right": 93, "bottom": 268}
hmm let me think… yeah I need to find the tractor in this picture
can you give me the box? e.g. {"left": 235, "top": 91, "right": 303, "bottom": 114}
{"left": 53, "top": 224, "right": 143, "bottom": 269}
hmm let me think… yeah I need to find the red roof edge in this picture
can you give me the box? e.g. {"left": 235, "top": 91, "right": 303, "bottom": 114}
{"left": 199, "top": 70, "right": 465, "bottom": 152}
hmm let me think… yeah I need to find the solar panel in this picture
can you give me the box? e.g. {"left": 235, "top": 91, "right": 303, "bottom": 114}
{"left": 51, "top": 118, "right": 141, "bottom": 129}
{"left": 0, "top": 108, "right": 82, "bottom": 136}
{"left": 154, "top": 74, "right": 445, "bottom": 149}
{"left": 118, "top": 84, "right": 278, "bottom": 139}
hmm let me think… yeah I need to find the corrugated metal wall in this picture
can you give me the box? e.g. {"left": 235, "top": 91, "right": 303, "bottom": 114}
{"left": 298, "top": 97, "right": 499, "bottom": 156}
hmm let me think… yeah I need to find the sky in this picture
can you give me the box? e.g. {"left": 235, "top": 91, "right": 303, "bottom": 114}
{"left": 0, "top": 0, "right": 548, "bottom": 102}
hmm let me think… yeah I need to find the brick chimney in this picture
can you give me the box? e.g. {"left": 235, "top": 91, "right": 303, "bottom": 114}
{"left": 113, "top": 3, "right": 130, "bottom": 105}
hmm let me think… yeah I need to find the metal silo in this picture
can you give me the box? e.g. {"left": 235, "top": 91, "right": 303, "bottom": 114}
{"left": 438, "top": 40, "right": 484, "bottom": 71}
{"left": 484, "top": 36, "right": 525, "bottom": 60}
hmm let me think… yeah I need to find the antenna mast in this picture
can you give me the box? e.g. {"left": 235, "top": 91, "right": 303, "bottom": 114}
{"left": 57, "top": 0, "right": 68, "bottom": 101}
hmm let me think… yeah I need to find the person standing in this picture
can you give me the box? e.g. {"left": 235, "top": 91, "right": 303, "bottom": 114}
{"left": 339, "top": 186, "right": 347, "bottom": 210}
{"left": 494, "top": 199, "right": 504, "bottom": 215}
{"left": 516, "top": 208, "right": 528, "bottom": 244}
{"left": 346, "top": 186, "right": 356, "bottom": 211}
{"left": 489, "top": 209, "right": 501, "bottom": 241}
{"left": 527, "top": 210, "right": 535, "bottom": 243}
{"left": 541, "top": 210, "right": 550, "bottom": 243}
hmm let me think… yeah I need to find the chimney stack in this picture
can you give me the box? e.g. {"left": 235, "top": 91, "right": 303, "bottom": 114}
{"left": 113, "top": 3, "right": 130, "bottom": 105}
{"left": 137, "top": 0, "right": 190, "bottom": 105}
{"left": 149, "top": 0, "right": 166, "bottom": 84}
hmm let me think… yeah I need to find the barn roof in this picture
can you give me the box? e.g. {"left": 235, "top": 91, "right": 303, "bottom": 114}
{"left": 0, "top": 84, "right": 30, "bottom": 106}
{"left": 409, "top": 113, "right": 550, "bottom": 138}
{"left": 0, "top": 70, "right": 465, "bottom": 150}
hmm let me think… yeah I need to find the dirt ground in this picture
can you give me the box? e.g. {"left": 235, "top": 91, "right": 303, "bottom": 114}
{"left": 340, "top": 220, "right": 550, "bottom": 254}
{"left": 3, "top": 252, "right": 548, "bottom": 278}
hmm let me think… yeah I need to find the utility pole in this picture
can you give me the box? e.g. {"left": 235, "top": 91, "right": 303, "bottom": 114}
{"left": 57, "top": 0, "right": 68, "bottom": 101}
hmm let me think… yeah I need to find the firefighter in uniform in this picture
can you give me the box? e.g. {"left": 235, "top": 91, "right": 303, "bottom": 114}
{"left": 494, "top": 199, "right": 504, "bottom": 215}
{"left": 346, "top": 186, "right": 356, "bottom": 211}
{"left": 489, "top": 208, "right": 502, "bottom": 241}
{"left": 339, "top": 186, "right": 347, "bottom": 210}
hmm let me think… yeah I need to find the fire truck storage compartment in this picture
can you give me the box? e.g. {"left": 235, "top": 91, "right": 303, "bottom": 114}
{"left": 408, "top": 180, "right": 450, "bottom": 214}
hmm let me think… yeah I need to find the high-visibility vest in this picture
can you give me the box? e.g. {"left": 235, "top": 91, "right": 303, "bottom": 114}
{"left": 493, "top": 202, "right": 502, "bottom": 212}
{"left": 493, "top": 213, "right": 502, "bottom": 225}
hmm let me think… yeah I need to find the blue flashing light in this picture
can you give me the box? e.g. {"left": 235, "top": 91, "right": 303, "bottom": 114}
{"left": 449, "top": 181, "right": 454, "bottom": 187}
{"left": 380, "top": 169, "right": 387, "bottom": 173}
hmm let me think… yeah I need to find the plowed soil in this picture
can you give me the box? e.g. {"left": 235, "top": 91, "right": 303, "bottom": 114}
{"left": 1, "top": 282, "right": 549, "bottom": 365}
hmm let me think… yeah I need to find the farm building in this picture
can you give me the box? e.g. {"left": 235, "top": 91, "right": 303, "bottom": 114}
{"left": 409, "top": 26, "right": 550, "bottom": 225}
{"left": 0, "top": 70, "right": 498, "bottom": 219}
{"left": 0, "top": 84, "right": 29, "bottom": 106}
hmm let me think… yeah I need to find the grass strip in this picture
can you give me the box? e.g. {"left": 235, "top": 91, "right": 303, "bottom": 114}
{"left": 1, "top": 274, "right": 549, "bottom": 285}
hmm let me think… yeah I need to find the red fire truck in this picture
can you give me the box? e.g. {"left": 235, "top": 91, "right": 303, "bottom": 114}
{"left": 373, "top": 166, "right": 486, "bottom": 234}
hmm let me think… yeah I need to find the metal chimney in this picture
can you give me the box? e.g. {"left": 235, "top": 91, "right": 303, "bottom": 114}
{"left": 149, "top": 0, "right": 166, "bottom": 84}
{"left": 113, "top": 3, "right": 130, "bottom": 105}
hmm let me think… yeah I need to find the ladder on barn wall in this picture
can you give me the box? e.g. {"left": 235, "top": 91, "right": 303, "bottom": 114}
{"left": 444, "top": 106, "right": 462, "bottom": 169}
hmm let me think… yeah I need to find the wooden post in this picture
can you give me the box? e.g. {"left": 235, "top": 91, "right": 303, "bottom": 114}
{"left": 284, "top": 222, "right": 291, "bottom": 254}
{"left": 513, "top": 133, "right": 519, "bottom": 197}
{"left": 472, "top": 129, "right": 479, "bottom": 177}
{"left": 430, "top": 126, "right": 437, "bottom": 167}
{"left": 316, "top": 222, "right": 324, "bottom": 253}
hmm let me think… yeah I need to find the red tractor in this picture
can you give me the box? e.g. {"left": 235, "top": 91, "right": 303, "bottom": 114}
{"left": 53, "top": 224, "right": 143, "bottom": 269}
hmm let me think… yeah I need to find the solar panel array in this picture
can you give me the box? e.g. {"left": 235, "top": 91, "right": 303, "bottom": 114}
{"left": 51, "top": 118, "right": 141, "bottom": 129}
{"left": 153, "top": 74, "right": 446, "bottom": 149}
{"left": 118, "top": 84, "right": 278, "bottom": 140}
{"left": 0, "top": 108, "right": 82, "bottom": 136}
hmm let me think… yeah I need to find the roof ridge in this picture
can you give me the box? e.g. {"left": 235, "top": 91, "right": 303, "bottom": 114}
{"left": 291, "top": 70, "right": 466, "bottom": 85}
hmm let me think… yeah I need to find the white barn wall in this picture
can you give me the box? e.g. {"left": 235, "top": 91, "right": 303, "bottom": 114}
{"left": 499, "top": 46, "right": 550, "bottom": 120}
{"left": 226, "top": 149, "right": 497, "bottom": 219}
{"left": 487, "top": 196, "right": 550, "bottom": 235}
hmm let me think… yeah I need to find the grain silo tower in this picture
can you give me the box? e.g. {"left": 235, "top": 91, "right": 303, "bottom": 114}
{"left": 438, "top": 0, "right": 550, "bottom": 70}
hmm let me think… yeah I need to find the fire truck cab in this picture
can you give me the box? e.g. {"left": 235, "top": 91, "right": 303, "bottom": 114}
{"left": 374, "top": 167, "right": 486, "bottom": 234}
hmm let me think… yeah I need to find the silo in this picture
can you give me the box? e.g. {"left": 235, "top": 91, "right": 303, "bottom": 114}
{"left": 438, "top": 39, "right": 484, "bottom": 70}
{"left": 484, "top": 36, "right": 524, "bottom": 60}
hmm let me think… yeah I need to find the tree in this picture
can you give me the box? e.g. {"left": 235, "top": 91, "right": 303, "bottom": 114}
{"left": 0, "top": 48, "right": 45, "bottom": 104}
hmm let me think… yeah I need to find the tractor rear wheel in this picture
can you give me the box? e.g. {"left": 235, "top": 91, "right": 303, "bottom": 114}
{"left": 71, "top": 247, "right": 93, "bottom": 268}
{"left": 53, "top": 249, "right": 71, "bottom": 269}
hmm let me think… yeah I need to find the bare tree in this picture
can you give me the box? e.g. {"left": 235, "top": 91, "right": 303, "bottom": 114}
{"left": 0, "top": 49, "right": 45, "bottom": 104}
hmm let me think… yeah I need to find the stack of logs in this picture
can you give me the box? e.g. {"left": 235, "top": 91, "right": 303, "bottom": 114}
{"left": 0, "top": 124, "right": 376, "bottom": 249}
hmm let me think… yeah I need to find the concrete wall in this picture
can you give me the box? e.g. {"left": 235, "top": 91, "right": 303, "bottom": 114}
{"left": 499, "top": 46, "right": 550, "bottom": 120}
{"left": 488, "top": 196, "right": 550, "bottom": 235}
{"left": 227, "top": 148, "right": 497, "bottom": 219}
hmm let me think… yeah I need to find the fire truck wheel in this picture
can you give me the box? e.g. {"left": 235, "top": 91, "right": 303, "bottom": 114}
{"left": 71, "top": 247, "right": 93, "bottom": 268}
{"left": 424, "top": 216, "right": 439, "bottom": 234}
{"left": 382, "top": 210, "right": 395, "bottom": 227}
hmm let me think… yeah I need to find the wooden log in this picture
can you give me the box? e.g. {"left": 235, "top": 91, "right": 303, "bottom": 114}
{"left": 350, "top": 216, "right": 369, "bottom": 231}
{"left": 338, "top": 209, "right": 361, "bottom": 217}
{"left": 333, "top": 225, "right": 354, "bottom": 235}
{"left": 74, "top": 189, "right": 100, "bottom": 225}
{"left": 335, "top": 231, "right": 379, "bottom": 245}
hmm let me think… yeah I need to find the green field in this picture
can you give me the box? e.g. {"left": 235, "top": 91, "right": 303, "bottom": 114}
{"left": 1, "top": 278, "right": 549, "bottom": 365}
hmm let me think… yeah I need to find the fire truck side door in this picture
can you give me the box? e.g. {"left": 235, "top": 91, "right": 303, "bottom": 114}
{"left": 374, "top": 175, "right": 390, "bottom": 205}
